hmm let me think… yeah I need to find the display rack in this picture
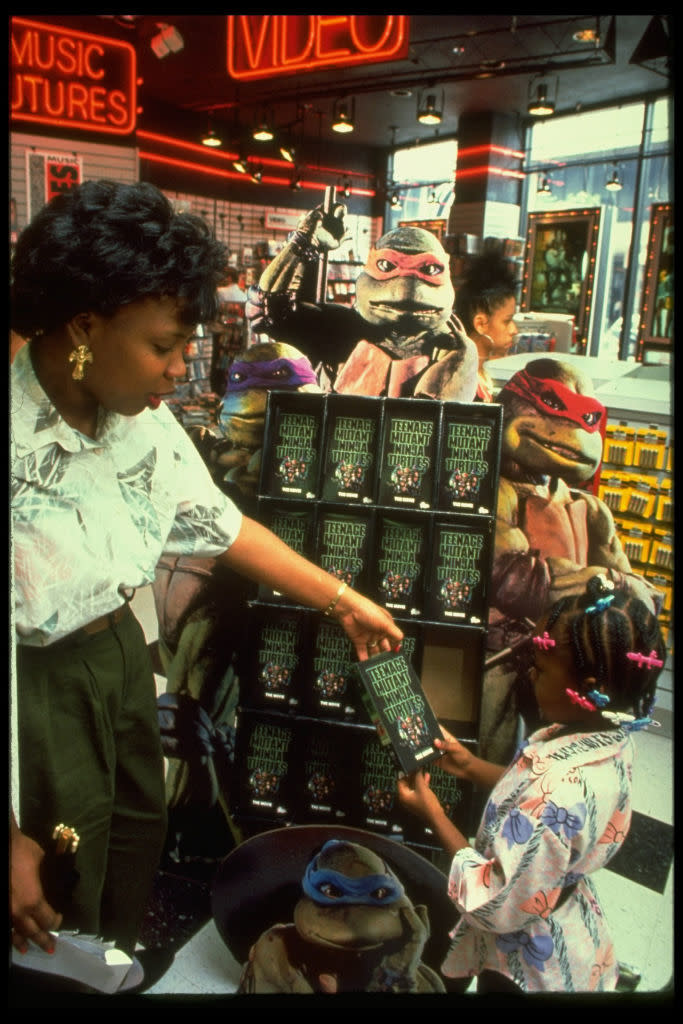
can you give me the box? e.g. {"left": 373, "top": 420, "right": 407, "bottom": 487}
{"left": 230, "top": 390, "right": 503, "bottom": 850}
{"left": 599, "top": 419, "right": 674, "bottom": 653}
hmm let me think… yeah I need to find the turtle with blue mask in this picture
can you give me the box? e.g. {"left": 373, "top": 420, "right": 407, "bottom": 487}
{"left": 238, "top": 839, "right": 445, "bottom": 993}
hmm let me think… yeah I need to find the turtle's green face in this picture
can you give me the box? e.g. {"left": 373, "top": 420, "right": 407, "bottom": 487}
{"left": 294, "top": 841, "right": 408, "bottom": 950}
{"left": 355, "top": 227, "right": 454, "bottom": 332}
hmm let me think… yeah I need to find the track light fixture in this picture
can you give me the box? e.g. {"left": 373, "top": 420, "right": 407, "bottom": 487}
{"left": 537, "top": 175, "right": 552, "bottom": 196}
{"left": 528, "top": 81, "right": 556, "bottom": 117}
{"left": 232, "top": 150, "right": 249, "bottom": 174}
{"left": 280, "top": 138, "right": 296, "bottom": 163}
{"left": 332, "top": 98, "right": 355, "bottom": 134}
{"left": 342, "top": 178, "right": 352, "bottom": 199}
{"left": 390, "top": 191, "right": 401, "bottom": 208}
{"left": 605, "top": 165, "right": 623, "bottom": 192}
{"left": 250, "top": 164, "right": 263, "bottom": 184}
{"left": 252, "top": 111, "right": 274, "bottom": 142}
{"left": 289, "top": 170, "right": 302, "bottom": 191}
{"left": 417, "top": 90, "right": 444, "bottom": 126}
{"left": 201, "top": 118, "right": 222, "bottom": 148}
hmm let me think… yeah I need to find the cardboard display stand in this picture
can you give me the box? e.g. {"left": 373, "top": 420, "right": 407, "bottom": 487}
{"left": 231, "top": 391, "right": 502, "bottom": 848}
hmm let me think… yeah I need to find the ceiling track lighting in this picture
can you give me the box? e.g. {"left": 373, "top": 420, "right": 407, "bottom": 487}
{"left": 605, "top": 164, "right": 623, "bottom": 192}
{"left": 249, "top": 164, "right": 263, "bottom": 184}
{"left": 201, "top": 118, "right": 222, "bottom": 148}
{"left": 390, "top": 191, "right": 401, "bottom": 208}
{"left": 252, "top": 110, "right": 275, "bottom": 142}
{"left": 342, "top": 178, "right": 352, "bottom": 199}
{"left": 332, "top": 97, "right": 355, "bottom": 134}
{"left": 528, "top": 79, "right": 557, "bottom": 117}
{"left": 289, "top": 170, "right": 302, "bottom": 191}
{"left": 280, "top": 139, "right": 296, "bottom": 163}
{"left": 537, "top": 175, "right": 552, "bottom": 196}
{"left": 232, "top": 151, "right": 249, "bottom": 174}
{"left": 417, "top": 89, "right": 444, "bottom": 126}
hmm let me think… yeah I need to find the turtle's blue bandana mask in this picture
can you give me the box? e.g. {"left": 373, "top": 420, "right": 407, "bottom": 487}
{"left": 302, "top": 841, "right": 405, "bottom": 907}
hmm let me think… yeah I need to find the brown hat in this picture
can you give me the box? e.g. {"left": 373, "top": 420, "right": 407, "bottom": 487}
{"left": 211, "top": 825, "right": 458, "bottom": 970}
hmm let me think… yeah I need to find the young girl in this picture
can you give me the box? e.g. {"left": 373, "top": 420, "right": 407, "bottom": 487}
{"left": 397, "top": 574, "right": 666, "bottom": 994}
{"left": 454, "top": 250, "right": 519, "bottom": 402}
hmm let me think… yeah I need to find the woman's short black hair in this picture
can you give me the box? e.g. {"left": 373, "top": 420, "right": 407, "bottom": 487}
{"left": 455, "top": 251, "right": 519, "bottom": 335}
{"left": 10, "top": 179, "right": 228, "bottom": 337}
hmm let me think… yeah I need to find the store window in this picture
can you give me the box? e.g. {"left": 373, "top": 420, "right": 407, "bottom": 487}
{"left": 525, "top": 96, "right": 672, "bottom": 359}
{"left": 386, "top": 138, "right": 457, "bottom": 229}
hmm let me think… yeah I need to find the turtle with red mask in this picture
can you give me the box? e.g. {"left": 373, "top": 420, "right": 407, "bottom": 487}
{"left": 247, "top": 202, "right": 478, "bottom": 400}
{"left": 479, "top": 356, "right": 661, "bottom": 762}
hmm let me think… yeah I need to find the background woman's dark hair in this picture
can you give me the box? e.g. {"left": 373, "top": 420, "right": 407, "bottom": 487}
{"left": 544, "top": 575, "right": 665, "bottom": 721}
{"left": 455, "top": 250, "right": 519, "bottom": 335}
{"left": 10, "top": 179, "right": 228, "bottom": 337}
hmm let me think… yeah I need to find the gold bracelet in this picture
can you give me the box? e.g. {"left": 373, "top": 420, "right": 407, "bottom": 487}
{"left": 322, "top": 580, "right": 348, "bottom": 617}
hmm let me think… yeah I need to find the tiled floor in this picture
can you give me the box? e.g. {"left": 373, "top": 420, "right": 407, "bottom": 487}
{"left": 138, "top": 586, "right": 675, "bottom": 998}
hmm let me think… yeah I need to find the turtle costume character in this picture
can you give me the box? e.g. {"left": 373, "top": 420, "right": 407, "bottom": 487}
{"left": 210, "top": 830, "right": 451, "bottom": 994}
{"left": 247, "top": 199, "right": 478, "bottom": 401}
{"left": 480, "top": 356, "right": 661, "bottom": 761}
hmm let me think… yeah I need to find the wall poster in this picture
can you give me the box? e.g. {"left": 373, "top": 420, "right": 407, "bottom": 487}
{"left": 638, "top": 201, "right": 673, "bottom": 359}
{"left": 521, "top": 207, "right": 601, "bottom": 352}
{"left": 26, "top": 150, "right": 82, "bottom": 221}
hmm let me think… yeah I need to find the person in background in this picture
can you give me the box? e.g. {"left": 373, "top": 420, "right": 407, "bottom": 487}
{"left": 397, "top": 574, "right": 665, "bottom": 994}
{"left": 217, "top": 266, "right": 247, "bottom": 305}
{"left": 10, "top": 179, "right": 403, "bottom": 994}
{"left": 454, "top": 250, "right": 519, "bottom": 401}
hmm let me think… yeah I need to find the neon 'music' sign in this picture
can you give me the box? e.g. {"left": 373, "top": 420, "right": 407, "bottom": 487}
{"left": 227, "top": 15, "right": 409, "bottom": 80}
{"left": 11, "top": 18, "right": 137, "bottom": 135}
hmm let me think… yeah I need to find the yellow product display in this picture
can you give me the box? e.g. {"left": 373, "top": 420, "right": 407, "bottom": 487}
{"left": 655, "top": 478, "right": 672, "bottom": 524}
{"left": 650, "top": 529, "right": 674, "bottom": 572}
{"left": 603, "top": 423, "right": 635, "bottom": 467}
{"left": 644, "top": 572, "right": 673, "bottom": 613}
{"left": 633, "top": 426, "right": 668, "bottom": 471}
{"left": 620, "top": 528, "right": 652, "bottom": 566}
{"left": 624, "top": 475, "right": 659, "bottom": 520}
{"left": 598, "top": 471, "right": 631, "bottom": 515}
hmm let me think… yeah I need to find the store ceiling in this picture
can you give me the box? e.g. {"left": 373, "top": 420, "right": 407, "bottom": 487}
{"left": 35, "top": 15, "right": 673, "bottom": 152}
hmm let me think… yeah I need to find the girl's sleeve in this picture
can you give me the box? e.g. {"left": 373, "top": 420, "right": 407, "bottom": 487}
{"left": 447, "top": 777, "right": 594, "bottom": 934}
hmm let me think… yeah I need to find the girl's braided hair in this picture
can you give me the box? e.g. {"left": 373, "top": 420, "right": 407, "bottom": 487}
{"left": 544, "top": 575, "right": 665, "bottom": 720}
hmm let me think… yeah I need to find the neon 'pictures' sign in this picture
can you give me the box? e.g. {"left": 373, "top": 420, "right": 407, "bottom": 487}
{"left": 10, "top": 18, "right": 137, "bottom": 136}
{"left": 227, "top": 15, "right": 409, "bottom": 81}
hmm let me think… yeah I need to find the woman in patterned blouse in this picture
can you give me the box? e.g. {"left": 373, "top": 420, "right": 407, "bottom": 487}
{"left": 398, "top": 574, "right": 665, "bottom": 993}
{"left": 10, "top": 180, "right": 403, "bottom": 989}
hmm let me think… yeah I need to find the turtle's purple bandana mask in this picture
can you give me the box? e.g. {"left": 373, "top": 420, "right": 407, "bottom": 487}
{"left": 227, "top": 357, "right": 318, "bottom": 392}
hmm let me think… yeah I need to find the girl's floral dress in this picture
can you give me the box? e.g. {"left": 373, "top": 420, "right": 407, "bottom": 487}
{"left": 442, "top": 723, "right": 633, "bottom": 992}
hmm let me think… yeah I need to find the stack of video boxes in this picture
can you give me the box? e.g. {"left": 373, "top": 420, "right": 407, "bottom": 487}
{"left": 231, "top": 391, "right": 503, "bottom": 850}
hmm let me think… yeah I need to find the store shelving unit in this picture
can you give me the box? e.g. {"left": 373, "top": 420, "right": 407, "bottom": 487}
{"left": 230, "top": 390, "right": 503, "bottom": 850}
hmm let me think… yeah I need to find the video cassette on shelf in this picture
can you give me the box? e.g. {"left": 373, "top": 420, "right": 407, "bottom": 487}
{"left": 424, "top": 517, "right": 493, "bottom": 625}
{"left": 435, "top": 404, "right": 501, "bottom": 516}
{"left": 260, "top": 390, "right": 325, "bottom": 499}
{"left": 372, "top": 510, "right": 428, "bottom": 618}
{"left": 377, "top": 398, "right": 439, "bottom": 509}
{"left": 233, "top": 709, "right": 298, "bottom": 824}
{"left": 306, "top": 616, "right": 362, "bottom": 720}
{"left": 243, "top": 607, "right": 308, "bottom": 713}
{"left": 315, "top": 504, "right": 374, "bottom": 594}
{"left": 320, "top": 394, "right": 381, "bottom": 504}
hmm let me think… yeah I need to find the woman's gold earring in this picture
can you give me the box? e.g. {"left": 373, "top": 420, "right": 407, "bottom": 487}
{"left": 69, "top": 343, "right": 94, "bottom": 381}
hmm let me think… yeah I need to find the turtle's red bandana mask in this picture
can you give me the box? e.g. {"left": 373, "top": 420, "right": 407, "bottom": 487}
{"left": 364, "top": 247, "right": 448, "bottom": 286}
{"left": 503, "top": 370, "right": 605, "bottom": 433}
